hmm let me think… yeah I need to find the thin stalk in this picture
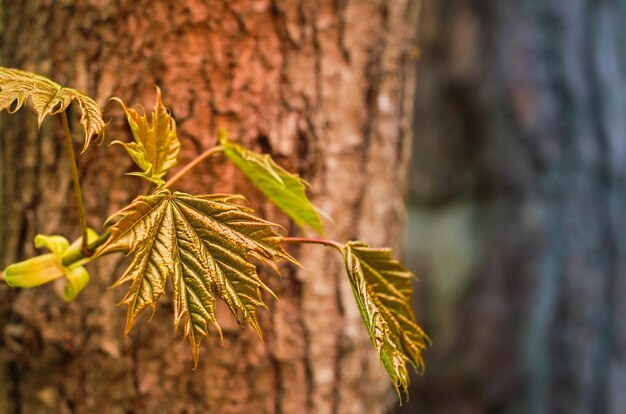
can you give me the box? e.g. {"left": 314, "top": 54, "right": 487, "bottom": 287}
{"left": 163, "top": 145, "right": 224, "bottom": 189}
{"left": 61, "top": 112, "right": 90, "bottom": 255}
{"left": 283, "top": 237, "right": 343, "bottom": 251}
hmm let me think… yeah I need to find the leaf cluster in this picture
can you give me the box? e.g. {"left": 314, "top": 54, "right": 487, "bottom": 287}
{"left": 0, "top": 67, "right": 428, "bottom": 401}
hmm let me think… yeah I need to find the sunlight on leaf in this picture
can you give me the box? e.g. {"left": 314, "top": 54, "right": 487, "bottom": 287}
{"left": 0, "top": 67, "right": 105, "bottom": 152}
{"left": 111, "top": 88, "right": 180, "bottom": 187}
{"left": 342, "top": 241, "right": 429, "bottom": 400}
{"left": 95, "top": 189, "right": 296, "bottom": 365}
{"left": 219, "top": 129, "right": 324, "bottom": 234}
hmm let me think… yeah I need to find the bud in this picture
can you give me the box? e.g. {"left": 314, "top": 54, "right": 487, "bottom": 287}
{"left": 2, "top": 228, "right": 98, "bottom": 301}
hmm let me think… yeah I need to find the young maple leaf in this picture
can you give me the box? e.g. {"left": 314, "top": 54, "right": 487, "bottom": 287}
{"left": 342, "top": 241, "right": 430, "bottom": 399}
{"left": 95, "top": 189, "right": 296, "bottom": 364}
{"left": 0, "top": 67, "right": 105, "bottom": 152}
{"left": 219, "top": 129, "right": 324, "bottom": 234}
{"left": 111, "top": 88, "right": 180, "bottom": 187}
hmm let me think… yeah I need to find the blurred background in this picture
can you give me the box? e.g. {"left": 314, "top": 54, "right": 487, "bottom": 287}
{"left": 401, "top": 1, "right": 626, "bottom": 413}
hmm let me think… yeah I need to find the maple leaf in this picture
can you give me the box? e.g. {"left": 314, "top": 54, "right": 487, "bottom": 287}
{"left": 219, "top": 129, "right": 324, "bottom": 234}
{"left": 342, "top": 241, "right": 429, "bottom": 399}
{"left": 95, "top": 189, "right": 295, "bottom": 364}
{"left": 0, "top": 67, "right": 105, "bottom": 153}
{"left": 111, "top": 88, "right": 180, "bottom": 187}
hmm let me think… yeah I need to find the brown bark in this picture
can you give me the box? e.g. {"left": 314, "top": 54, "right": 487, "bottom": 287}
{"left": 0, "top": 1, "right": 418, "bottom": 413}
{"left": 407, "top": 1, "right": 626, "bottom": 413}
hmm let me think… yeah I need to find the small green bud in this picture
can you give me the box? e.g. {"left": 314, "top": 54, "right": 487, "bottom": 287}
{"left": 2, "top": 228, "right": 99, "bottom": 301}
{"left": 4, "top": 253, "right": 65, "bottom": 288}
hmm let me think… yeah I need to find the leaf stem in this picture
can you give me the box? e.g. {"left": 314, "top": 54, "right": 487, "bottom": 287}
{"left": 61, "top": 229, "right": 111, "bottom": 267}
{"left": 61, "top": 112, "right": 90, "bottom": 255}
{"left": 282, "top": 237, "right": 343, "bottom": 251}
{"left": 163, "top": 145, "right": 224, "bottom": 189}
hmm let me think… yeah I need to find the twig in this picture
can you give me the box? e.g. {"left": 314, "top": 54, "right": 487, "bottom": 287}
{"left": 163, "top": 145, "right": 224, "bottom": 189}
{"left": 61, "top": 112, "right": 90, "bottom": 254}
{"left": 282, "top": 237, "right": 343, "bottom": 251}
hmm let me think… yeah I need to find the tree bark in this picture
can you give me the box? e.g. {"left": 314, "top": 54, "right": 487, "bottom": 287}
{"left": 0, "top": 1, "right": 418, "bottom": 413}
{"left": 407, "top": 1, "right": 626, "bottom": 413}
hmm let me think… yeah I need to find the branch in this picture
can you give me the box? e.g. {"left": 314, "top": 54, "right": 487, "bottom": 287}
{"left": 163, "top": 145, "right": 224, "bottom": 189}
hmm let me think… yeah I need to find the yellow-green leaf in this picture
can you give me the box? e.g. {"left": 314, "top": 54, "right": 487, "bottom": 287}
{"left": 111, "top": 88, "right": 180, "bottom": 187}
{"left": 95, "top": 189, "right": 296, "bottom": 364}
{"left": 342, "top": 241, "right": 429, "bottom": 400}
{"left": 0, "top": 67, "right": 105, "bottom": 153}
{"left": 219, "top": 129, "right": 324, "bottom": 234}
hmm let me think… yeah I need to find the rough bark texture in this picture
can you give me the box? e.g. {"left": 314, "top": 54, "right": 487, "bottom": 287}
{"left": 406, "top": 1, "right": 626, "bottom": 413}
{"left": 0, "top": 1, "right": 418, "bottom": 413}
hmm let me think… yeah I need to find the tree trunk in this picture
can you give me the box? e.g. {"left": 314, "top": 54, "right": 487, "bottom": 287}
{"left": 0, "top": 1, "right": 418, "bottom": 413}
{"left": 407, "top": 1, "right": 626, "bottom": 413}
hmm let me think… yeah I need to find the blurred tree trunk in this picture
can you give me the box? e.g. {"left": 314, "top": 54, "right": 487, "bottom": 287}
{"left": 0, "top": 1, "right": 418, "bottom": 413}
{"left": 407, "top": 1, "right": 626, "bottom": 413}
